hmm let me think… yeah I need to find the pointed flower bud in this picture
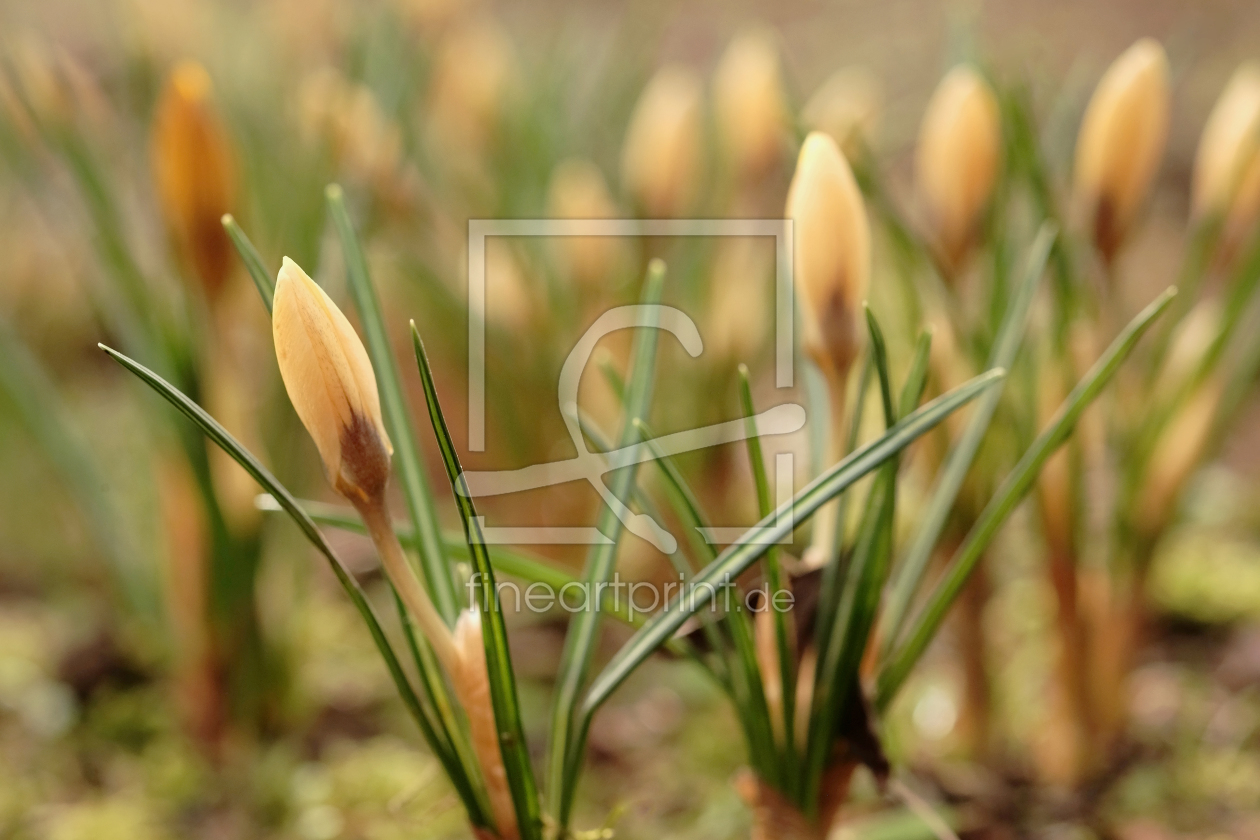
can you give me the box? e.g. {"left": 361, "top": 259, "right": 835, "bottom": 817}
{"left": 547, "top": 158, "right": 624, "bottom": 288}
{"left": 151, "top": 62, "right": 236, "bottom": 299}
{"left": 915, "top": 65, "right": 1001, "bottom": 269}
{"left": 1073, "top": 39, "right": 1170, "bottom": 264}
{"left": 1192, "top": 63, "right": 1260, "bottom": 247}
{"left": 803, "top": 66, "right": 882, "bottom": 159}
{"left": 714, "top": 27, "right": 787, "bottom": 181}
{"left": 621, "top": 65, "right": 703, "bottom": 217}
{"left": 427, "top": 16, "right": 515, "bottom": 156}
{"left": 271, "top": 257, "right": 392, "bottom": 503}
{"left": 786, "top": 132, "right": 870, "bottom": 376}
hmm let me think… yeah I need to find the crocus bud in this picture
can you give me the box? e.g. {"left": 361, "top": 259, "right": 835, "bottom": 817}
{"left": 1136, "top": 378, "right": 1222, "bottom": 536}
{"left": 1073, "top": 39, "right": 1170, "bottom": 264}
{"left": 299, "top": 68, "right": 402, "bottom": 186}
{"left": 427, "top": 16, "right": 514, "bottom": 156}
{"left": 151, "top": 62, "right": 236, "bottom": 298}
{"left": 915, "top": 65, "right": 1001, "bottom": 269}
{"left": 713, "top": 27, "right": 787, "bottom": 182}
{"left": 271, "top": 257, "right": 393, "bottom": 504}
{"left": 786, "top": 132, "right": 870, "bottom": 377}
{"left": 621, "top": 65, "right": 703, "bottom": 217}
{"left": 802, "top": 66, "right": 882, "bottom": 159}
{"left": 452, "top": 610, "right": 516, "bottom": 839}
{"left": 1192, "top": 63, "right": 1260, "bottom": 248}
{"left": 546, "top": 158, "right": 624, "bottom": 288}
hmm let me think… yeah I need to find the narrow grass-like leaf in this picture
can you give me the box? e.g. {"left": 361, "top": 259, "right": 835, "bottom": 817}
{"left": 549, "top": 261, "right": 667, "bottom": 827}
{"left": 802, "top": 311, "right": 904, "bottom": 810}
{"left": 570, "top": 414, "right": 729, "bottom": 685}
{"left": 875, "top": 287, "right": 1176, "bottom": 708}
{"left": 576, "top": 368, "right": 1005, "bottom": 736}
{"left": 327, "top": 185, "right": 458, "bottom": 625}
{"left": 738, "top": 364, "right": 796, "bottom": 775}
{"left": 411, "top": 326, "right": 541, "bottom": 840}
{"left": 98, "top": 343, "right": 491, "bottom": 828}
{"left": 0, "top": 321, "right": 155, "bottom": 622}
{"left": 879, "top": 226, "right": 1054, "bottom": 658}
{"left": 626, "top": 417, "right": 778, "bottom": 777}
{"left": 221, "top": 213, "right": 275, "bottom": 312}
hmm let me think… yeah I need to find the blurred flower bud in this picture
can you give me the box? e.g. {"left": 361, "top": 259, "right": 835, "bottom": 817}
{"left": 271, "top": 257, "right": 393, "bottom": 504}
{"left": 484, "top": 238, "right": 536, "bottom": 332}
{"left": 714, "top": 27, "right": 787, "bottom": 182}
{"left": 1035, "top": 357, "right": 1072, "bottom": 559}
{"left": 802, "top": 66, "right": 882, "bottom": 159}
{"left": 706, "top": 236, "right": 772, "bottom": 361}
{"left": 151, "top": 62, "right": 236, "bottom": 299}
{"left": 1192, "top": 63, "right": 1260, "bottom": 251}
{"left": 546, "top": 158, "right": 624, "bottom": 288}
{"left": 452, "top": 610, "right": 516, "bottom": 839}
{"left": 1161, "top": 299, "right": 1220, "bottom": 385}
{"left": 1073, "top": 39, "right": 1170, "bottom": 264}
{"left": 786, "top": 132, "right": 870, "bottom": 377}
{"left": 299, "top": 68, "right": 402, "bottom": 186}
{"left": 621, "top": 65, "right": 703, "bottom": 217}
{"left": 1136, "top": 378, "right": 1222, "bottom": 536}
{"left": 427, "top": 16, "right": 514, "bottom": 157}
{"left": 6, "top": 36, "right": 110, "bottom": 135}
{"left": 915, "top": 65, "right": 1001, "bottom": 269}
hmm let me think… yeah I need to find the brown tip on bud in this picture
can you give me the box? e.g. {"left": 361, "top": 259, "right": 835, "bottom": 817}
{"left": 786, "top": 132, "right": 870, "bottom": 377}
{"left": 915, "top": 65, "right": 1001, "bottom": 270}
{"left": 1073, "top": 38, "right": 1170, "bottom": 264}
{"left": 271, "top": 257, "right": 392, "bottom": 504}
{"left": 621, "top": 65, "right": 703, "bottom": 217}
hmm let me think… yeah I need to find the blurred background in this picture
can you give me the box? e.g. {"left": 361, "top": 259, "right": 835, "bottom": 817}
{"left": 3, "top": 0, "right": 1260, "bottom": 838}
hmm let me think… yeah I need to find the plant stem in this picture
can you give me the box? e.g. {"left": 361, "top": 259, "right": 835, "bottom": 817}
{"left": 356, "top": 494, "right": 458, "bottom": 672}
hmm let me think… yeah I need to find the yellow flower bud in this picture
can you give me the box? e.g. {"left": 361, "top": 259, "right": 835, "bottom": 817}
{"left": 1192, "top": 63, "right": 1260, "bottom": 247}
{"left": 714, "top": 27, "right": 787, "bottom": 181}
{"left": 546, "top": 158, "right": 624, "bottom": 288}
{"left": 785, "top": 132, "right": 870, "bottom": 376}
{"left": 427, "top": 16, "right": 514, "bottom": 156}
{"left": 151, "top": 62, "right": 236, "bottom": 298}
{"left": 621, "top": 65, "right": 703, "bottom": 217}
{"left": 299, "top": 68, "right": 402, "bottom": 186}
{"left": 1073, "top": 39, "right": 1170, "bottom": 264}
{"left": 1136, "top": 378, "right": 1222, "bottom": 536}
{"left": 271, "top": 257, "right": 392, "bottom": 503}
{"left": 802, "top": 66, "right": 882, "bottom": 159}
{"left": 915, "top": 65, "right": 1001, "bottom": 269}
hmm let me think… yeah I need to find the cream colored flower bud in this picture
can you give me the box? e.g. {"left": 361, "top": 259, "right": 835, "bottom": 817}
{"left": 452, "top": 610, "right": 516, "bottom": 839}
{"left": 915, "top": 65, "right": 1001, "bottom": 268}
{"left": 714, "top": 27, "right": 787, "bottom": 181}
{"left": 802, "top": 66, "right": 882, "bottom": 159}
{"left": 1073, "top": 39, "right": 1170, "bottom": 263}
{"left": 547, "top": 158, "right": 624, "bottom": 288}
{"left": 1192, "top": 63, "right": 1260, "bottom": 247}
{"left": 1136, "top": 378, "right": 1222, "bottom": 536}
{"left": 786, "top": 132, "right": 870, "bottom": 376}
{"left": 272, "top": 257, "right": 392, "bottom": 503}
{"left": 621, "top": 65, "right": 703, "bottom": 217}
{"left": 427, "top": 16, "right": 514, "bottom": 155}
{"left": 151, "top": 61, "right": 236, "bottom": 298}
